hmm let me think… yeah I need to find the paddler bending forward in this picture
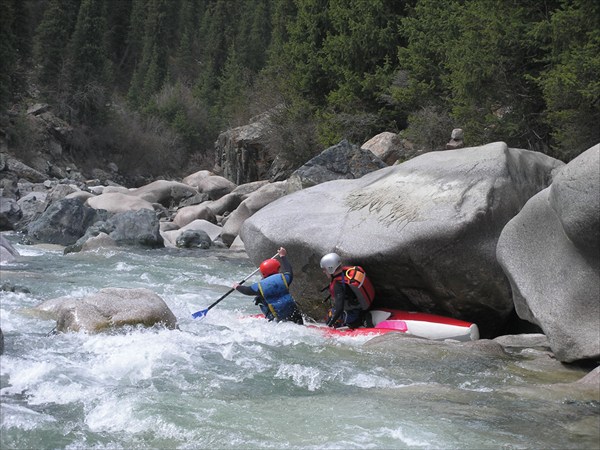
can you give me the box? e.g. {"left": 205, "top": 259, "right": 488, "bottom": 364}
{"left": 233, "top": 247, "right": 304, "bottom": 324}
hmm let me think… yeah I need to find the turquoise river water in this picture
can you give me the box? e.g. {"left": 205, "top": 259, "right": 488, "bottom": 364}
{"left": 0, "top": 233, "right": 598, "bottom": 449}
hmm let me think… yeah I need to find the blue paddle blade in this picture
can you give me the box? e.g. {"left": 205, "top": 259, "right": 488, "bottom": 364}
{"left": 192, "top": 309, "right": 208, "bottom": 319}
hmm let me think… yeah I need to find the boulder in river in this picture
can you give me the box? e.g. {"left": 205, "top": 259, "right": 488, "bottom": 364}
{"left": 241, "top": 142, "right": 563, "bottom": 336}
{"left": 497, "top": 144, "right": 600, "bottom": 362}
{"left": 35, "top": 287, "right": 178, "bottom": 333}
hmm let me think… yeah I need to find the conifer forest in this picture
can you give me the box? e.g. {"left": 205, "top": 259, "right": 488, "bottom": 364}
{"left": 1, "top": 0, "right": 599, "bottom": 178}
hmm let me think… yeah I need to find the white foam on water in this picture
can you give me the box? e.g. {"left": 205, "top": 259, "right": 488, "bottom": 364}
{"left": 26, "top": 380, "right": 93, "bottom": 406}
{"left": 201, "top": 273, "right": 245, "bottom": 287}
{"left": 274, "top": 363, "right": 325, "bottom": 391}
{"left": 0, "top": 403, "right": 57, "bottom": 430}
{"left": 111, "top": 261, "right": 136, "bottom": 272}
{"left": 0, "top": 358, "right": 55, "bottom": 396}
{"left": 84, "top": 396, "right": 196, "bottom": 442}
{"left": 13, "top": 244, "right": 59, "bottom": 257}
{"left": 375, "top": 425, "right": 438, "bottom": 448}
{"left": 0, "top": 307, "right": 20, "bottom": 332}
{"left": 344, "top": 372, "right": 404, "bottom": 389}
{"left": 81, "top": 329, "right": 189, "bottom": 384}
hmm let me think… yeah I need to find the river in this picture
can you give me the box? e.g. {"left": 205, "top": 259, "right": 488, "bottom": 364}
{"left": 1, "top": 233, "right": 598, "bottom": 449}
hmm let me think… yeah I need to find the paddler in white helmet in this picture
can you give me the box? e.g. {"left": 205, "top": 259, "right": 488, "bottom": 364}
{"left": 320, "top": 252, "right": 375, "bottom": 329}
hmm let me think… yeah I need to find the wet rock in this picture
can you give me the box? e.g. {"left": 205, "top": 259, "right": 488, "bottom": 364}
{"left": 26, "top": 198, "right": 106, "bottom": 246}
{"left": 221, "top": 181, "right": 287, "bottom": 246}
{"left": 161, "top": 219, "right": 222, "bottom": 248}
{"left": 175, "top": 229, "right": 212, "bottom": 249}
{"left": 0, "top": 197, "right": 22, "bottom": 230}
{"left": 35, "top": 287, "right": 178, "bottom": 333}
{"left": 0, "top": 234, "right": 20, "bottom": 264}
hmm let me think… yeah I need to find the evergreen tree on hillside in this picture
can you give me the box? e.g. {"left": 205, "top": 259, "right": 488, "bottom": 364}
{"left": 104, "top": 0, "right": 134, "bottom": 90}
{"left": 66, "top": 0, "right": 112, "bottom": 123}
{"left": 33, "top": 0, "right": 81, "bottom": 100}
{"left": 128, "top": 0, "right": 178, "bottom": 106}
{"left": 0, "top": 0, "right": 30, "bottom": 107}
{"left": 396, "top": 0, "right": 563, "bottom": 153}
{"left": 282, "top": 0, "right": 331, "bottom": 105}
{"left": 534, "top": 0, "right": 600, "bottom": 158}
{"left": 215, "top": 45, "right": 252, "bottom": 127}
{"left": 317, "top": 0, "right": 408, "bottom": 143}
{"left": 237, "top": 0, "right": 272, "bottom": 72}
{"left": 122, "top": 0, "right": 147, "bottom": 84}
{"left": 445, "top": 0, "right": 553, "bottom": 151}
{"left": 171, "top": 0, "right": 203, "bottom": 84}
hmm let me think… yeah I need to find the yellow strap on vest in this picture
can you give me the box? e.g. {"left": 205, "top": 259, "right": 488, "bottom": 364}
{"left": 257, "top": 278, "right": 281, "bottom": 319}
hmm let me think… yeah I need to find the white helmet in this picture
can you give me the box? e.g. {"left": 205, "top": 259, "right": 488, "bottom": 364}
{"left": 320, "top": 252, "right": 342, "bottom": 275}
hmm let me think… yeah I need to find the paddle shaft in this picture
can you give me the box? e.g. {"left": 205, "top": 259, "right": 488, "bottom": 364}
{"left": 202, "top": 266, "right": 261, "bottom": 313}
{"left": 192, "top": 252, "right": 279, "bottom": 318}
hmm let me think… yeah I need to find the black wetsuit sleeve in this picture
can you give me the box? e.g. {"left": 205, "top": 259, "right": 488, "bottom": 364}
{"left": 327, "top": 282, "right": 347, "bottom": 326}
{"left": 279, "top": 255, "right": 293, "bottom": 281}
{"left": 236, "top": 285, "right": 258, "bottom": 296}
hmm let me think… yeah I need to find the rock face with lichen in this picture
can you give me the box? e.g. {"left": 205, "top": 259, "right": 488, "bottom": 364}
{"left": 241, "top": 142, "right": 563, "bottom": 336}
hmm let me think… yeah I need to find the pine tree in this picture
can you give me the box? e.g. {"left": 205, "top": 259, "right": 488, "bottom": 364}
{"left": 216, "top": 45, "right": 251, "bottom": 127}
{"left": 0, "top": 0, "right": 18, "bottom": 107}
{"left": 128, "top": 0, "right": 178, "bottom": 106}
{"left": 534, "top": 0, "right": 600, "bottom": 158}
{"left": 237, "top": 0, "right": 272, "bottom": 72}
{"left": 65, "top": 0, "right": 112, "bottom": 123}
{"left": 172, "top": 0, "right": 201, "bottom": 84}
{"left": 104, "top": 0, "right": 134, "bottom": 90}
{"left": 32, "top": 0, "right": 81, "bottom": 99}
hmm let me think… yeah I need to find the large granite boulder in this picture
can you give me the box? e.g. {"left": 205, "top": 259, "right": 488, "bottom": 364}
{"left": 26, "top": 198, "right": 107, "bottom": 245}
{"left": 1, "top": 154, "right": 47, "bottom": 183}
{"left": 17, "top": 191, "right": 48, "bottom": 228}
{"left": 161, "top": 219, "right": 222, "bottom": 248}
{"left": 172, "top": 203, "right": 217, "bottom": 228}
{"left": 86, "top": 192, "right": 154, "bottom": 214}
{"left": 65, "top": 208, "right": 163, "bottom": 253}
{"left": 205, "top": 192, "right": 243, "bottom": 217}
{"left": 497, "top": 144, "right": 599, "bottom": 362}
{"left": 35, "top": 287, "right": 178, "bottom": 333}
{"left": 221, "top": 181, "right": 288, "bottom": 247}
{"left": 241, "top": 142, "right": 563, "bottom": 335}
{"left": 0, "top": 233, "right": 19, "bottom": 264}
{"left": 215, "top": 110, "right": 277, "bottom": 184}
{"left": 286, "top": 139, "right": 387, "bottom": 191}
{"left": 361, "top": 132, "right": 405, "bottom": 165}
{"left": 129, "top": 180, "right": 198, "bottom": 207}
{"left": 175, "top": 229, "right": 212, "bottom": 249}
{"left": 182, "top": 170, "right": 215, "bottom": 188}
{"left": 194, "top": 175, "right": 237, "bottom": 201}
{"left": 107, "top": 208, "right": 164, "bottom": 247}
{"left": 0, "top": 197, "right": 22, "bottom": 230}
